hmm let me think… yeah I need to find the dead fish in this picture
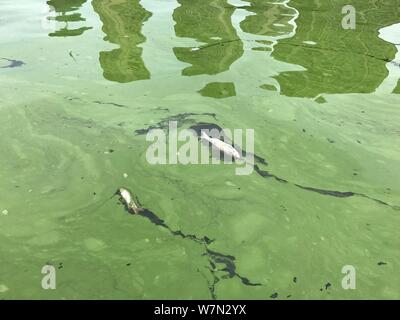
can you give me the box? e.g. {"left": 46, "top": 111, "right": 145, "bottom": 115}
{"left": 117, "top": 188, "right": 143, "bottom": 214}
{"left": 201, "top": 131, "right": 241, "bottom": 159}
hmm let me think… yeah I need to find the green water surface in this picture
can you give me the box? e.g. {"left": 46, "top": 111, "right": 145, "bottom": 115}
{"left": 0, "top": 0, "right": 400, "bottom": 299}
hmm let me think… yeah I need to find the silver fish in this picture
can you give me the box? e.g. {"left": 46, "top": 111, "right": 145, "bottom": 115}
{"left": 201, "top": 131, "right": 241, "bottom": 160}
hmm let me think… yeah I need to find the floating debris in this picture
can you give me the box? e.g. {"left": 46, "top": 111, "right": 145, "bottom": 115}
{"left": 259, "top": 84, "right": 277, "bottom": 91}
{"left": 205, "top": 249, "right": 261, "bottom": 289}
{"left": 325, "top": 282, "right": 332, "bottom": 290}
{"left": 1, "top": 57, "right": 25, "bottom": 69}
{"left": 123, "top": 173, "right": 128, "bottom": 179}
{"left": 69, "top": 51, "right": 77, "bottom": 62}
{"left": 377, "top": 261, "right": 387, "bottom": 266}
{"left": 93, "top": 100, "right": 128, "bottom": 108}
{"left": 135, "top": 112, "right": 217, "bottom": 135}
{"left": 1, "top": 210, "right": 8, "bottom": 216}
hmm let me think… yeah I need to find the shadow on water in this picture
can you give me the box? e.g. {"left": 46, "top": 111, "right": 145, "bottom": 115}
{"left": 0, "top": 58, "right": 25, "bottom": 68}
{"left": 117, "top": 196, "right": 261, "bottom": 299}
{"left": 188, "top": 122, "right": 400, "bottom": 211}
{"left": 271, "top": 0, "right": 400, "bottom": 98}
{"left": 92, "top": 0, "right": 152, "bottom": 83}
{"left": 134, "top": 112, "right": 217, "bottom": 135}
{"left": 47, "top": 0, "right": 92, "bottom": 37}
{"left": 172, "top": 0, "right": 244, "bottom": 76}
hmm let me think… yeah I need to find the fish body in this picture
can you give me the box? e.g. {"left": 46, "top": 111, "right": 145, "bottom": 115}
{"left": 201, "top": 131, "right": 241, "bottom": 159}
{"left": 118, "top": 188, "right": 142, "bottom": 214}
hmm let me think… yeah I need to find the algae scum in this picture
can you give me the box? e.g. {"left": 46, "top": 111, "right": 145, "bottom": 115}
{"left": 1, "top": 0, "right": 400, "bottom": 299}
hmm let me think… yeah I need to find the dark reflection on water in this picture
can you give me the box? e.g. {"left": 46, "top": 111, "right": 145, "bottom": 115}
{"left": 172, "top": 0, "right": 243, "bottom": 76}
{"left": 92, "top": 0, "right": 152, "bottom": 83}
{"left": 44, "top": 0, "right": 399, "bottom": 95}
{"left": 240, "top": 0, "right": 296, "bottom": 37}
{"left": 47, "top": 0, "right": 92, "bottom": 37}
{"left": 393, "top": 79, "right": 400, "bottom": 94}
{"left": 198, "top": 82, "right": 236, "bottom": 99}
{"left": 272, "top": 0, "right": 399, "bottom": 98}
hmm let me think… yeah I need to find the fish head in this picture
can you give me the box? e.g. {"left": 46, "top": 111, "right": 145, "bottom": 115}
{"left": 230, "top": 148, "right": 242, "bottom": 160}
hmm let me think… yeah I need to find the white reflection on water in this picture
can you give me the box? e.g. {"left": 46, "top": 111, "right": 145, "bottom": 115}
{"left": 376, "top": 22, "right": 400, "bottom": 94}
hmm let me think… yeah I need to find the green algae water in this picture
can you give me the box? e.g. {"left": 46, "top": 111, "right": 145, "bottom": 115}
{"left": 1, "top": 0, "right": 400, "bottom": 299}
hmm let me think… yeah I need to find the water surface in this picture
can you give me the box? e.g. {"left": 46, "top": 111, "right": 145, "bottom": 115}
{"left": 1, "top": 0, "right": 399, "bottom": 299}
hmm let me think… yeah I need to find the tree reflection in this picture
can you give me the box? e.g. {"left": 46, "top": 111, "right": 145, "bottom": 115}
{"left": 47, "top": 0, "right": 92, "bottom": 37}
{"left": 173, "top": 0, "right": 243, "bottom": 76}
{"left": 92, "top": 0, "right": 152, "bottom": 83}
{"left": 271, "top": 0, "right": 399, "bottom": 98}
